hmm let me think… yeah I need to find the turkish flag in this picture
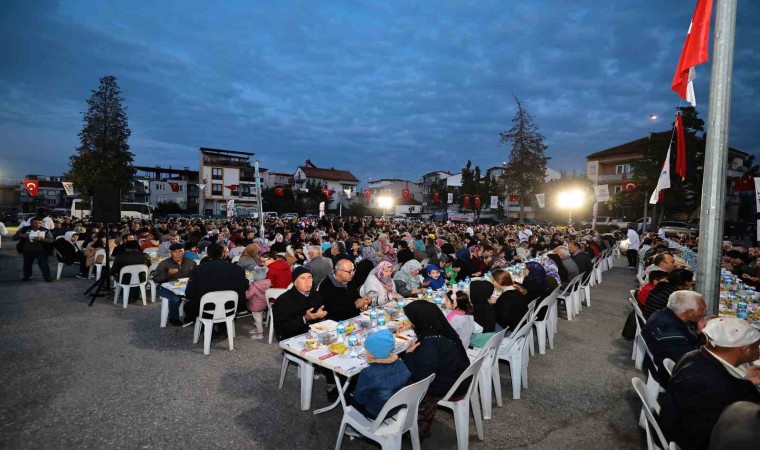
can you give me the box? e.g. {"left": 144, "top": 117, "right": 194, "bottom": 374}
{"left": 474, "top": 195, "right": 481, "bottom": 209}
{"left": 169, "top": 182, "right": 180, "bottom": 192}
{"left": 433, "top": 192, "right": 440, "bottom": 203}
{"left": 508, "top": 195, "right": 520, "bottom": 202}
{"left": 623, "top": 181, "right": 638, "bottom": 192}
{"left": 322, "top": 188, "right": 331, "bottom": 199}
{"left": 671, "top": 0, "right": 714, "bottom": 106}
{"left": 274, "top": 187, "right": 284, "bottom": 197}
{"left": 402, "top": 189, "right": 410, "bottom": 202}
{"left": 463, "top": 195, "right": 470, "bottom": 209}
{"left": 364, "top": 190, "right": 371, "bottom": 202}
{"left": 225, "top": 185, "right": 238, "bottom": 192}
{"left": 734, "top": 176, "right": 754, "bottom": 192}
{"left": 675, "top": 112, "right": 687, "bottom": 181}
{"left": 23, "top": 179, "right": 39, "bottom": 197}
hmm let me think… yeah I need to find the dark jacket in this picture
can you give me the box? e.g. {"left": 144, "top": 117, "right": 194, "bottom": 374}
{"left": 54, "top": 239, "right": 83, "bottom": 265}
{"left": 353, "top": 360, "right": 412, "bottom": 418}
{"left": 402, "top": 335, "right": 469, "bottom": 398}
{"left": 660, "top": 348, "right": 760, "bottom": 450}
{"left": 184, "top": 260, "right": 249, "bottom": 320}
{"left": 641, "top": 308, "right": 701, "bottom": 385}
{"left": 152, "top": 257, "right": 196, "bottom": 283}
{"left": 318, "top": 273, "right": 362, "bottom": 321}
{"left": 470, "top": 280, "right": 496, "bottom": 332}
{"left": 642, "top": 282, "right": 677, "bottom": 320}
{"left": 494, "top": 289, "right": 530, "bottom": 333}
{"left": 571, "top": 251, "right": 593, "bottom": 281}
{"left": 396, "top": 248, "right": 415, "bottom": 266}
{"left": 111, "top": 250, "right": 151, "bottom": 283}
{"left": 13, "top": 225, "right": 54, "bottom": 253}
{"left": 272, "top": 288, "right": 324, "bottom": 340}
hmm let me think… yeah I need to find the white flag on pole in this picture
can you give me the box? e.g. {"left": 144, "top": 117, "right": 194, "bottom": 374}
{"left": 447, "top": 193, "right": 453, "bottom": 204}
{"left": 535, "top": 193, "right": 546, "bottom": 209}
{"left": 226, "top": 199, "right": 235, "bottom": 218}
{"left": 61, "top": 182, "right": 75, "bottom": 196}
{"left": 753, "top": 177, "right": 760, "bottom": 211}
{"left": 594, "top": 184, "right": 610, "bottom": 203}
{"left": 649, "top": 146, "right": 672, "bottom": 204}
{"left": 490, "top": 196, "right": 498, "bottom": 209}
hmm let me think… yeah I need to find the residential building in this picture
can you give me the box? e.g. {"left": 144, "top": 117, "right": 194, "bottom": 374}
{"left": 134, "top": 166, "right": 200, "bottom": 211}
{"left": 261, "top": 170, "right": 294, "bottom": 190}
{"left": 199, "top": 148, "right": 258, "bottom": 216}
{"left": 366, "top": 179, "right": 422, "bottom": 214}
{"left": 292, "top": 159, "right": 359, "bottom": 210}
{"left": 485, "top": 166, "right": 562, "bottom": 219}
{"left": 19, "top": 175, "right": 70, "bottom": 212}
{"left": 0, "top": 183, "right": 19, "bottom": 209}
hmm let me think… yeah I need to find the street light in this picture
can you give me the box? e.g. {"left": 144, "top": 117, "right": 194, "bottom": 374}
{"left": 648, "top": 114, "right": 657, "bottom": 138}
{"left": 377, "top": 196, "right": 393, "bottom": 217}
{"left": 557, "top": 189, "right": 585, "bottom": 226}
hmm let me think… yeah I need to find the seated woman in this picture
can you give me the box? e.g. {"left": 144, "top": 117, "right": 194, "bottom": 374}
{"left": 53, "top": 231, "right": 88, "bottom": 278}
{"left": 262, "top": 252, "right": 292, "bottom": 289}
{"left": 522, "top": 261, "right": 550, "bottom": 302}
{"left": 361, "top": 261, "right": 402, "bottom": 307}
{"left": 468, "top": 279, "right": 497, "bottom": 333}
{"left": 400, "top": 301, "right": 470, "bottom": 440}
{"left": 444, "top": 290, "right": 483, "bottom": 348}
{"left": 393, "top": 260, "right": 425, "bottom": 297}
{"left": 491, "top": 269, "right": 530, "bottom": 334}
{"left": 237, "top": 243, "right": 261, "bottom": 270}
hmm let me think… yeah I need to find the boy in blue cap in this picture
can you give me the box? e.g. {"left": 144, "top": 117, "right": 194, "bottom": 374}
{"left": 348, "top": 328, "right": 411, "bottom": 419}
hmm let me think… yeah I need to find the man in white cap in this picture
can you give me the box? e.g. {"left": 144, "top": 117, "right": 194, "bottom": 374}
{"left": 660, "top": 317, "right": 760, "bottom": 450}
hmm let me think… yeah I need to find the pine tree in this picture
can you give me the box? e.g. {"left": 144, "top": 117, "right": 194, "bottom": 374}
{"left": 68, "top": 76, "right": 135, "bottom": 200}
{"left": 499, "top": 96, "right": 550, "bottom": 221}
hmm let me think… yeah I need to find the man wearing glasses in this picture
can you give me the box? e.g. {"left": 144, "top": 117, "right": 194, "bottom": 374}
{"left": 318, "top": 256, "right": 371, "bottom": 321}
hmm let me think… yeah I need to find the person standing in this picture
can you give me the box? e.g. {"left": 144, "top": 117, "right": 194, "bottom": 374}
{"left": 13, "top": 217, "right": 54, "bottom": 281}
{"left": 626, "top": 224, "right": 640, "bottom": 269}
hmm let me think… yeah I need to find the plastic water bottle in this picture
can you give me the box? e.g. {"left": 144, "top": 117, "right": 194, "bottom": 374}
{"left": 737, "top": 299, "right": 748, "bottom": 319}
{"left": 336, "top": 321, "right": 346, "bottom": 343}
{"left": 434, "top": 294, "right": 443, "bottom": 310}
{"left": 457, "top": 280, "right": 465, "bottom": 290}
{"left": 377, "top": 313, "right": 386, "bottom": 329}
{"left": 347, "top": 333, "right": 358, "bottom": 358}
{"left": 369, "top": 307, "right": 378, "bottom": 329}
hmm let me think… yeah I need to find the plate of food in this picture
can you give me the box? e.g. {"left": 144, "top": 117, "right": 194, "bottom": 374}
{"left": 310, "top": 320, "right": 338, "bottom": 333}
{"left": 328, "top": 343, "right": 348, "bottom": 355}
{"left": 304, "top": 340, "right": 321, "bottom": 350}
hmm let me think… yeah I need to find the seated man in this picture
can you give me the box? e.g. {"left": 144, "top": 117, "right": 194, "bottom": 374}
{"left": 304, "top": 245, "right": 332, "bottom": 289}
{"left": 644, "top": 252, "right": 675, "bottom": 275}
{"left": 661, "top": 318, "right": 760, "bottom": 450}
{"left": 636, "top": 270, "right": 669, "bottom": 305}
{"left": 111, "top": 240, "right": 151, "bottom": 284}
{"left": 642, "top": 269, "right": 694, "bottom": 319}
{"left": 153, "top": 243, "right": 196, "bottom": 326}
{"left": 272, "top": 267, "right": 326, "bottom": 340}
{"left": 318, "top": 257, "right": 371, "bottom": 321}
{"left": 641, "top": 290, "right": 707, "bottom": 384}
{"left": 157, "top": 233, "right": 181, "bottom": 258}
{"left": 184, "top": 243, "right": 249, "bottom": 326}
{"left": 568, "top": 241, "right": 593, "bottom": 281}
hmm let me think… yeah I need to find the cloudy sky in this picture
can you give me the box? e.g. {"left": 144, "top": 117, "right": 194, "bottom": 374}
{"left": 1, "top": 0, "right": 758, "bottom": 186}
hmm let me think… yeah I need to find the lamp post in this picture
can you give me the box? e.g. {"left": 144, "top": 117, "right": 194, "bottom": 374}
{"left": 557, "top": 189, "right": 585, "bottom": 226}
{"left": 377, "top": 196, "right": 393, "bottom": 217}
{"left": 646, "top": 114, "right": 657, "bottom": 233}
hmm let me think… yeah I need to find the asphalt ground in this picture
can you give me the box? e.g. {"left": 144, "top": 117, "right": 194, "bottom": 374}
{"left": 0, "top": 248, "right": 644, "bottom": 449}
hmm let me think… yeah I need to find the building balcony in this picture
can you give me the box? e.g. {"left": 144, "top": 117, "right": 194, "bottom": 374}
{"left": 596, "top": 173, "right": 632, "bottom": 182}
{"left": 202, "top": 156, "right": 252, "bottom": 168}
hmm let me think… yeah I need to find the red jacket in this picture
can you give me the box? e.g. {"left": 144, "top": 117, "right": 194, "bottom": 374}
{"left": 266, "top": 259, "right": 292, "bottom": 289}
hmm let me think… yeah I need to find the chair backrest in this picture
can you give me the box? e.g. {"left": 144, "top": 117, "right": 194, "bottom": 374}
{"left": 231, "top": 255, "right": 241, "bottom": 264}
{"left": 198, "top": 290, "right": 239, "bottom": 321}
{"left": 632, "top": 377, "right": 669, "bottom": 450}
{"left": 117, "top": 264, "right": 148, "bottom": 286}
{"left": 94, "top": 248, "right": 107, "bottom": 265}
{"left": 265, "top": 288, "right": 288, "bottom": 302}
{"left": 640, "top": 336, "right": 658, "bottom": 372}
{"left": 143, "top": 247, "right": 158, "bottom": 255}
{"left": 500, "top": 317, "right": 535, "bottom": 355}
{"left": 559, "top": 274, "right": 582, "bottom": 297}
{"left": 663, "top": 358, "right": 675, "bottom": 376}
{"left": 532, "top": 288, "right": 559, "bottom": 321}
{"left": 370, "top": 374, "right": 435, "bottom": 433}
{"left": 637, "top": 274, "right": 646, "bottom": 286}
{"left": 473, "top": 328, "right": 508, "bottom": 359}
{"left": 441, "top": 353, "right": 487, "bottom": 402}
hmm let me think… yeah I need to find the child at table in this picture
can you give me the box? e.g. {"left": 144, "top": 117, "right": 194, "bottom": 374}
{"left": 348, "top": 328, "right": 411, "bottom": 419}
{"left": 443, "top": 290, "right": 483, "bottom": 349}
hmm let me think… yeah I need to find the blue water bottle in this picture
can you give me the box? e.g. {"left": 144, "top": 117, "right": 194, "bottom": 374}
{"left": 347, "top": 333, "right": 358, "bottom": 358}
{"left": 336, "top": 320, "right": 346, "bottom": 343}
{"left": 377, "top": 313, "right": 386, "bottom": 329}
{"left": 369, "top": 307, "right": 378, "bottom": 328}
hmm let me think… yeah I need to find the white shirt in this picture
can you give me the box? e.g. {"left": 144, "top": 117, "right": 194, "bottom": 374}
{"left": 518, "top": 228, "right": 532, "bottom": 242}
{"left": 627, "top": 229, "right": 640, "bottom": 251}
{"left": 658, "top": 227, "right": 666, "bottom": 239}
{"left": 0, "top": 221, "right": 6, "bottom": 247}
{"left": 42, "top": 216, "right": 55, "bottom": 230}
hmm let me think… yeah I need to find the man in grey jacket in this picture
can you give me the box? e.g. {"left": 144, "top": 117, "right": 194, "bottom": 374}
{"left": 554, "top": 246, "right": 580, "bottom": 286}
{"left": 13, "top": 217, "right": 54, "bottom": 281}
{"left": 305, "top": 245, "right": 333, "bottom": 290}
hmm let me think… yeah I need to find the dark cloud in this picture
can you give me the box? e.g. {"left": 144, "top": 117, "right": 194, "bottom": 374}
{"left": 1, "top": 0, "right": 758, "bottom": 184}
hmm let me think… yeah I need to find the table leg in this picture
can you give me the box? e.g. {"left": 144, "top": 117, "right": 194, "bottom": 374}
{"left": 313, "top": 372, "right": 352, "bottom": 415}
{"left": 160, "top": 297, "right": 168, "bottom": 328}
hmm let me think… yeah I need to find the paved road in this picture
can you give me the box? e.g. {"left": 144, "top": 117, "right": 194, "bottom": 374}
{"left": 0, "top": 251, "right": 643, "bottom": 449}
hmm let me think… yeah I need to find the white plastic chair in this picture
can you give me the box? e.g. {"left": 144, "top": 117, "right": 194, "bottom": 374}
{"left": 438, "top": 354, "right": 487, "bottom": 450}
{"left": 147, "top": 263, "right": 159, "bottom": 304}
{"left": 578, "top": 271, "right": 593, "bottom": 309}
{"left": 89, "top": 248, "right": 107, "bottom": 279}
{"left": 266, "top": 288, "right": 288, "bottom": 344}
{"left": 143, "top": 247, "right": 159, "bottom": 257}
{"left": 231, "top": 255, "right": 241, "bottom": 264}
{"left": 557, "top": 274, "right": 582, "bottom": 320}
{"left": 466, "top": 329, "right": 507, "bottom": 420}
{"left": 663, "top": 358, "right": 675, "bottom": 376}
{"left": 113, "top": 264, "right": 149, "bottom": 308}
{"left": 192, "top": 290, "right": 238, "bottom": 355}
{"left": 54, "top": 245, "right": 69, "bottom": 280}
{"left": 531, "top": 288, "right": 560, "bottom": 354}
{"left": 279, "top": 352, "right": 314, "bottom": 410}
{"left": 497, "top": 318, "right": 535, "bottom": 399}
{"left": 335, "top": 374, "right": 435, "bottom": 450}
{"left": 632, "top": 377, "right": 670, "bottom": 450}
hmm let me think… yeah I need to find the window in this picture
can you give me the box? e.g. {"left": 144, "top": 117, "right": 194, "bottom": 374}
{"left": 588, "top": 166, "right": 597, "bottom": 175}
{"left": 212, "top": 183, "right": 223, "bottom": 195}
{"left": 212, "top": 168, "right": 223, "bottom": 180}
{"left": 614, "top": 185, "right": 623, "bottom": 193}
{"left": 615, "top": 164, "right": 631, "bottom": 174}
{"left": 341, "top": 184, "right": 353, "bottom": 191}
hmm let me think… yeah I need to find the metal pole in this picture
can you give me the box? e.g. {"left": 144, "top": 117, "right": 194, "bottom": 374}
{"left": 697, "top": 0, "right": 737, "bottom": 315}
{"left": 254, "top": 161, "right": 265, "bottom": 239}
{"left": 642, "top": 191, "right": 648, "bottom": 233}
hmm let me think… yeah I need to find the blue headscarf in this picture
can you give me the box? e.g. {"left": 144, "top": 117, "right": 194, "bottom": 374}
{"left": 524, "top": 261, "right": 548, "bottom": 293}
{"left": 423, "top": 264, "right": 445, "bottom": 290}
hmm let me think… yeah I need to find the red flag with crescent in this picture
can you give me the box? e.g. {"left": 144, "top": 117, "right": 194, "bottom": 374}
{"left": 322, "top": 188, "right": 331, "bottom": 199}
{"left": 23, "top": 180, "right": 39, "bottom": 197}
{"left": 169, "top": 182, "right": 180, "bottom": 192}
{"left": 433, "top": 192, "right": 440, "bottom": 203}
{"left": 463, "top": 194, "right": 470, "bottom": 209}
{"left": 274, "top": 187, "right": 284, "bottom": 197}
{"left": 225, "top": 185, "right": 238, "bottom": 192}
{"left": 474, "top": 195, "right": 481, "bottom": 209}
{"left": 364, "top": 190, "right": 371, "bottom": 202}
{"left": 402, "top": 189, "right": 410, "bottom": 202}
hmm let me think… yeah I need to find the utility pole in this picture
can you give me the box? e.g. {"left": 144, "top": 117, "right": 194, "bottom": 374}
{"left": 696, "top": 0, "right": 737, "bottom": 314}
{"left": 254, "top": 161, "right": 264, "bottom": 239}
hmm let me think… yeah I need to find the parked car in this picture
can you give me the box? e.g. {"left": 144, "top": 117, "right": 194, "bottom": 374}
{"left": 658, "top": 220, "right": 699, "bottom": 236}
{"left": 263, "top": 211, "right": 279, "bottom": 219}
{"left": 280, "top": 213, "right": 298, "bottom": 220}
{"left": 579, "top": 216, "right": 630, "bottom": 229}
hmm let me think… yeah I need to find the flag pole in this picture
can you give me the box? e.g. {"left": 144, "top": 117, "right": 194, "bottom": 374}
{"left": 696, "top": 0, "right": 737, "bottom": 315}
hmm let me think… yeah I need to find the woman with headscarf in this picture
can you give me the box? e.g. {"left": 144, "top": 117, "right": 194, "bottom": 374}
{"left": 269, "top": 233, "right": 286, "bottom": 253}
{"left": 54, "top": 231, "right": 89, "bottom": 278}
{"left": 359, "top": 244, "right": 379, "bottom": 267}
{"left": 360, "top": 261, "right": 401, "bottom": 306}
{"left": 546, "top": 253, "right": 569, "bottom": 284}
{"left": 380, "top": 239, "right": 397, "bottom": 265}
{"left": 424, "top": 237, "right": 440, "bottom": 267}
{"left": 468, "top": 279, "right": 497, "bottom": 332}
{"left": 539, "top": 256, "right": 561, "bottom": 286}
{"left": 392, "top": 259, "right": 424, "bottom": 297}
{"left": 522, "top": 261, "right": 550, "bottom": 302}
{"left": 253, "top": 237, "right": 270, "bottom": 254}
{"left": 237, "top": 243, "right": 262, "bottom": 270}
{"left": 400, "top": 301, "right": 470, "bottom": 440}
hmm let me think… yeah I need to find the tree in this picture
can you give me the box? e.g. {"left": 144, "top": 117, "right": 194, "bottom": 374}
{"left": 67, "top": 76, "right": 135, "bottom": 200}
{"left": 499, "top": 96, "right": 550, "bottom": 221}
